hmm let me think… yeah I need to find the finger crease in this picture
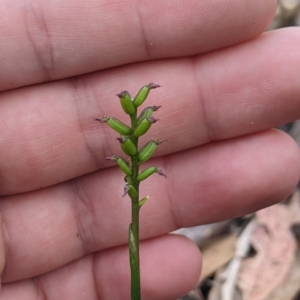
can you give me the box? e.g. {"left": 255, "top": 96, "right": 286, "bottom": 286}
{"left": 69, "top": 178, "right": 99, "bottom": 255}
{"left": 161, "top": 155, "right": 183, "bottom": 230}
{"left": 33, "top": 276, "right": 48, "bottom": 300}
{"left": 135, "top": 1, "right": 152, "bottom": 60}
{"left": 0, "top": 213, "right": 11, "bottom": 279}
{"left": 70, "top": 77, "right": 113, "bottom": 170}
{"left": 191, "top": 56, "right": 216, "bottom": 142}
{"left": 92, "top": 253, "right": 103, "bottom": 300}
{"left": 23, "top": 0, "right": 55, "bottom": 82}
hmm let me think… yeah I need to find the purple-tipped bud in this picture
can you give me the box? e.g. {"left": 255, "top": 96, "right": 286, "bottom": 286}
{"left": 148, "top": 83, "right": 160, "bottom": 89}
{"left": 133, "top": 83, "right": 161, "bottom": 107}
{"left": 136, "top": 166, "right": 166, "bottom": 181}
{"left": 124, "top": 175, "right": 131, "bottom": 183}
{"left": 156, "top": 168, "right": 167, "bottom": 178}
{"left": 106, "top": 155, "right": 132, "bottom": 175}
{"left": 138, "top": 139, "right": 167, "bottom": 163}
{"left": 117, "top": 136, "right": 137, "bottom": 156}
{"left": 136, "top": 106, "right": 161, "bottom": 125}
{"left": 154, "top": 139, "right": 167, "bottom": 145}
{"left": 117, "top": 90, "right": 136, "bottom": 115}
{"left": 123, "top": 183, "right": 138, "bottom": 198}
{"left": 105, "top": 155, "right": 118, "bottom": 162}
{"left": 148, "top": 116, "right": 159, "bottom": 124}
{"left": 96, "top": 116, "right": 132, "bottom": 135}
{"left": 152, "top": 105, "right": 162, "bottom": 111}
{"left": 95, "top": 116, "right": 109, "bottom": 123}
{"left": 123, "top": 184, "right": 129, "bottom": 197}
{"left": 116, "top": 90, "right": 131, "bottom": 98}
{"left": 134, "top": 117, "right": 159, "bottom": 137}
{"left": 117, "top": 136, "right": 126, "bottom": 143}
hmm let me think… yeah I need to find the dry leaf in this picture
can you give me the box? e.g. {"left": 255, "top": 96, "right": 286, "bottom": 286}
{"left": 264, "top": 248, "right": 300, "bottom": 300}
{"left": 238, "top": 204, "right": 297, "bottom": 300}
{"left": 288, "top": 189, "right": 300, "bottom": 223}
{"left": 199, "top": 233, "right": 237, "bottom": 282}
{"left": 208, "top": 267, "right": 243, "bottom": 300}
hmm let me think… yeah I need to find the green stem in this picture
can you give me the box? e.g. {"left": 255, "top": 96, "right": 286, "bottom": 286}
{"left": 129, "top": 114, "right": 141, "bottom": 300}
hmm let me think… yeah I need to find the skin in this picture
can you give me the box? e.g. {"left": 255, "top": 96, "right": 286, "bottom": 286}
{"left": 0, "top": 0, "right": 299, "bottom": 299}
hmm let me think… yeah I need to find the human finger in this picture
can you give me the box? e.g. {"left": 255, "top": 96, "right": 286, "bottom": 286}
{"left": 1, "top": 129, "right": 298, "bottom": 282}
{"left": 0, "top": 0, "right": 276, "bottom": 90}
{"left": 0, "top": 28, "right": 300, "bottom": 194}
{"left": 0, "top": 235, "right": 201, "bottom": 300}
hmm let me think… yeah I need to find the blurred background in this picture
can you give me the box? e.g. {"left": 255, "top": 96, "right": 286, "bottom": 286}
{"left": 178, "top": 1, "right": 300, "bottom": 299}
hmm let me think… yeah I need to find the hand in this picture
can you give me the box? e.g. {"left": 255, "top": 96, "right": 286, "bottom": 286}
{"left": 0, "top": 1, "right": 299, "bottom": 299}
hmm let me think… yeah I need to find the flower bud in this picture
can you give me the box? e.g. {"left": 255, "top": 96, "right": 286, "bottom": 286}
{"left": 133, "top": 116, "right": 158, "bottom": 137}
{"left": 117, "top": 136, "right": 137, "bottom": 156}
{"left": 139, "top": 196, "right": 150, "bottom": 208}
{"left": 136, "top": 105, "right": 161, "bottom": 125}
{"left": 138, "top": 139, "right": 166, "bottom": 163}
{"left": 117, "top": 91, "right": 136, "bottom": 115}
{"left": 136, "top": 166, "right": 166, "bottom": 181}
{"left": 133, "top": 83, "right": 160, "bottom": 107}
{"left": 123, "top": 183, "right": 138, "bottom": 198}
{"left": 95, "top": 116, "right": 132, "bottom": 136}
{"left": 124, "top": 175, "right": 132, "bottom": 184}
{"left": 106, "top": 155, "right": 132, "bottom": 175}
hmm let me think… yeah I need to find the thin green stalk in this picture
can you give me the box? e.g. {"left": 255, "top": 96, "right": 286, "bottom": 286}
{"left": 129, "top": 115, "right": 141, "bottom": 300}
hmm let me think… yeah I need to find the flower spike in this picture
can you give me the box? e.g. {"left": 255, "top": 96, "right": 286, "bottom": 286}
{"left": 95, "top": 83, "right": 165, "bottom": 300}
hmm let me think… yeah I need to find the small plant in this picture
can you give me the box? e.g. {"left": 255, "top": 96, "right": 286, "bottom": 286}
{"left": 95, "top": 83, "right": 166, "bottom": 300}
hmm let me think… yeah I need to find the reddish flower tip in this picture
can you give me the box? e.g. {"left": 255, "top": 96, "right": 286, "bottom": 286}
{"left": 106, "top": 155, "right": 118, "bottom": 162}
{"left": 117, "top": 90, "right": 130, "bottom": 98}
{"left": 148, "top": 83, "right": 160, "bottom": 89}
{"left": 95, "top": 116, "right": 108, "bottom": 123}
{"left": 148, "top": 116, "right": 159, "bottom": 123}
{"left": 157, "top": 168, "right": 167, "bottom": 178}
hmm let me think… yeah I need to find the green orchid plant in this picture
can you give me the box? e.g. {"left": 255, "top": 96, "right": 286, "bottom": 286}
{"left": 96, "top": 83, "right": 166, "bottom": 300}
